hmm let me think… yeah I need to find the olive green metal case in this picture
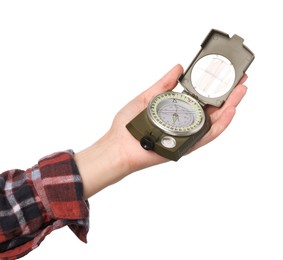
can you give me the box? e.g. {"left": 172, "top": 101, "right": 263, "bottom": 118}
{"left": 126, "top": 29, "right": 255, "bottom": 161}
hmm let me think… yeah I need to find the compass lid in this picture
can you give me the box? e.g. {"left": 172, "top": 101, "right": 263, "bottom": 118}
{"left": 178, "top": 29, "right": 255, "bottom": 107}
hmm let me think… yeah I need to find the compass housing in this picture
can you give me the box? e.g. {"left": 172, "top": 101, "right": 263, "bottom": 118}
{"left": 126, "top": 29, "right": 254, "bottom": 161}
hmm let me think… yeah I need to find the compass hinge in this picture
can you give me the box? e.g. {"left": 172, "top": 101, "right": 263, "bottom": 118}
{"left": 181, "top": 90, "right": 205, "bottom": 107}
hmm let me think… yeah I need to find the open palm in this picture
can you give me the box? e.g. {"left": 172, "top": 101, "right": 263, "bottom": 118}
{"left": 108, "top": 64, "right": 248, "bottom": 173}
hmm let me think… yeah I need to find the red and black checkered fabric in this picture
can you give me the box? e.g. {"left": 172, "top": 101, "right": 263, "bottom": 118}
{"left": 0, "top": 150, "right": 89, "bottom": 259}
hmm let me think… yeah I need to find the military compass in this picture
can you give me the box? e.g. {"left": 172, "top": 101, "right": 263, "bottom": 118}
{"left": 126, "top": 29, "right": 254, "bottom": 161}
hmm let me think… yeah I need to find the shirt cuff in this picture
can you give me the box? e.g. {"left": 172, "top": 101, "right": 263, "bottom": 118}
{"left": 1, "top": 150, "right": 90, "bottom": 260}
{"left": 34, "top": 150, "right": 90, "bottom": 242}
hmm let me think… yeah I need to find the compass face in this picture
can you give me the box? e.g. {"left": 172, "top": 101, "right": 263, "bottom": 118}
{"left": 147, "top": 92, "right": 205, "bottom": 136}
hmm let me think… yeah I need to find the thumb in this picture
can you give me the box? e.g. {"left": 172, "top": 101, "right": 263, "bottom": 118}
{"left": 137, "top": 64, "right": 184, "bottom": 104}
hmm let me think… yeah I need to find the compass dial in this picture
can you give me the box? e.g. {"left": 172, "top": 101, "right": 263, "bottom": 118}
{"left": 147, "top": 92, "right": 205, "bottom": 136}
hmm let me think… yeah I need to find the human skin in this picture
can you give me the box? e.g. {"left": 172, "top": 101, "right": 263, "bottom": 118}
{"left": 74, "top": 64, "right": 248, "bottom": 199}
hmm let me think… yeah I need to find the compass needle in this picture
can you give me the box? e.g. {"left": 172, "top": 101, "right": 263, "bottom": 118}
{"left": 172, "top": 113, "right": 179, "bottom": 124}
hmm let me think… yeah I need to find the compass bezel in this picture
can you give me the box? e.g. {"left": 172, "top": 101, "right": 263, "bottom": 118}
{"left": 147, "top": 92, "right": 205, "bottom": 136}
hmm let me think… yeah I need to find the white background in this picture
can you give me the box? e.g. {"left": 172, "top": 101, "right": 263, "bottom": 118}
{"left": 0, "top": 1, "right": 282, "bottom": 259}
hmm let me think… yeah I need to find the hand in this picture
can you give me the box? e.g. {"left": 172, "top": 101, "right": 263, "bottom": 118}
{"left": 76, "top": 64, "right": 248, "bottom": 198}
{"left": 189, "top": 72, "right": 248, "bottom": 152}
{"left": 111, "top": 64, "right": 247, "bottom": 169}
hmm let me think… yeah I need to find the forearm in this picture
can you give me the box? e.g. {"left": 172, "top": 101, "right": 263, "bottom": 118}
{"left": 74, "top": 131, "right": 131, "bottom": 199}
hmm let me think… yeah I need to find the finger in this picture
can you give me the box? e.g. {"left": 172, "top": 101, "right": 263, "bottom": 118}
{"left": 205, "top": 74, "right": 248, "bottom": 116}
{"left": 239, "top": 73, "right": 248, "bottom": 84}
{"left": 190, "top": 106, "right": 236, "bottom": 152}
{"left": 137, "top": 64, "right": 184, "bottom": 106}
{"left": 225, "top": 84, "right": 247, "bottom": 108}
{"left": 209, "top": 84, "right": 247, "bottom": 123}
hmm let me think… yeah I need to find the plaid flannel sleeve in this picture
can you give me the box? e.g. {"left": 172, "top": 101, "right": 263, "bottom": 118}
{"left": 0, "top": 150, "right": 89, "bottom": 260}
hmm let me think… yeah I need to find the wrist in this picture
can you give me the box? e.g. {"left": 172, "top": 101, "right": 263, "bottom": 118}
{"left": 74, "top": 132, "right": 129, "bottom": 199}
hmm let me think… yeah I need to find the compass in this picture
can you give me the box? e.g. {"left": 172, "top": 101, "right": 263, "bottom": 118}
{"left": 126, "top": 29, "right": 254, "bottom": 161}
